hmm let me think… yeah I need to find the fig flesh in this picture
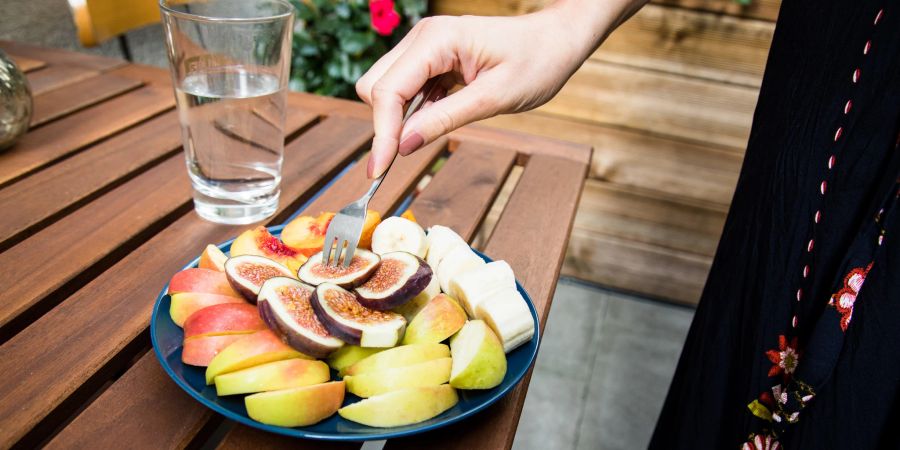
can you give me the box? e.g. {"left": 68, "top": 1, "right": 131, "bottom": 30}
{"left": 225, "top": 255, "right": 294, "bottom": 302}
{"left": 311, "top": 283, "right": 406, "bottom": 347}
{"left": 257, "top": 277, "right": 344, "bottom": 358}
{"left": 354, "top": 251, "right": 432, "bottom": 311}
{"left": 297, "top": 249, "right": 380, "bottom": 288}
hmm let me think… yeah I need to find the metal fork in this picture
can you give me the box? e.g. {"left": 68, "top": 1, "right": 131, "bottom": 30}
{"left": 322, "top": 78, "right": 444, "bottom": 267}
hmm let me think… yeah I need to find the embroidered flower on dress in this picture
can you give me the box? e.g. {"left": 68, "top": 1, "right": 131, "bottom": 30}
{"left": 765, "top": 335, "right": 800, "bottom": 380}
{"left": 742, "top": 433, "right": 781, "bottom": 450}
{"left": 827, "top": 263, "right": 873, "bottom": 331}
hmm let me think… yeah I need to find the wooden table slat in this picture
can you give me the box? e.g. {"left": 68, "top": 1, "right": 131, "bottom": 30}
{"left": 385, "top": 154, "right": 589, "bottom": 450}
{"left": 0, "top": 40, "right": 127, "bottom": 72}
{"left": 106, "top": 63, "right": 174, "bottom": 87}
{"left": 25, "top": 65, "right": 99, "bottom": 96}
{"left": 0, "top": 86, "right": 174, "bottom": 186}
{"left": 218, "top": 425, "right": 362, "bottom": 450}
{"left": 10, "top": 55, "right": 46, "bottom": 72}
{"left": 406, "top": 141, "right": 517, "bottom": 241}
{"left": 30, "top": 73, "right": 143, "bottom": 127}
{"left": 0, "top": 116, "right": 372, "bottom": 449}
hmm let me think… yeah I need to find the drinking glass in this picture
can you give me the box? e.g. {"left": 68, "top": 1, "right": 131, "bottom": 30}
{"left": 160, "top": 0, "right": 294, "bottom": 224}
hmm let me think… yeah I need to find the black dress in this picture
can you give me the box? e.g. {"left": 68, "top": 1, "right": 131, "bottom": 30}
{"left": 649, "top": 1, "right": 900, "bottom": 449}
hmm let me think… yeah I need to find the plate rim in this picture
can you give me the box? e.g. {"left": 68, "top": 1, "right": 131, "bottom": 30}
{"left": 150, "top": 224, "right": 541, "bottom": 441}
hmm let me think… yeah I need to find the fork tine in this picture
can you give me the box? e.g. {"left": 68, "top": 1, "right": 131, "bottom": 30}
{"left": 322, "top": 228, "right": 336, "bottom": 265}
{"left": 342, "top": 239, "right": 358, "bottom": 268}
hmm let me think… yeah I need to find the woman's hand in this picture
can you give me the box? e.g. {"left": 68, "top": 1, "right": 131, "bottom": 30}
{"left": 357, "top": 0, "right": 647, "bottom": 177}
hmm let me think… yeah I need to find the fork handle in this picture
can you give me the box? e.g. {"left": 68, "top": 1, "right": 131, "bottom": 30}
{"left": 364, "top": 78, "right": 445, "bottom": 199}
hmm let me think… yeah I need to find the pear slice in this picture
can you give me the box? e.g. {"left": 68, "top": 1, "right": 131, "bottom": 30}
{"left": 449, "top": 320, "right": 507, "bottom": 389}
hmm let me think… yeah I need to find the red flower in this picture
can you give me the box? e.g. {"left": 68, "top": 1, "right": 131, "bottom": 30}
{"left": 765, "top": 335, "right": 800, "bottom": 380}
{"left": 742, "top": 433, "right": 781, "bottom": 450}
{"left": 369, "top": 0, "right": 401, "bottom": 36}
{"left": 827, "top": 263, "right": 872, "bottom": 331}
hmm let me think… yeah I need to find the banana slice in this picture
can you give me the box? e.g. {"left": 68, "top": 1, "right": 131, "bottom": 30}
{"left": 475, "top": 288, "right": 534, "bottom": 353}
{"left": 425, "top": 225, "right": 466, "bottom": 268}
{"left": 371, "top": 217, "right": 428, "bottom": 257}
{"left": 436, "top": 245, "right": 486, "bottom": 293}
{"left": 449, "top": 261, "right": 516, "bottom": 317}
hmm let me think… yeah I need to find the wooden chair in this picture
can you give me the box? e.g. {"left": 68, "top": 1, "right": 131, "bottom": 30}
{"left": 67, "top": 0, "right": 161, "bottom": 59}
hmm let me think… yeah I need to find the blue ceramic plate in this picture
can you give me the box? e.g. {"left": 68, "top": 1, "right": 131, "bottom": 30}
{"left": 151, "top": 225, "right": 540, "bottom": 441}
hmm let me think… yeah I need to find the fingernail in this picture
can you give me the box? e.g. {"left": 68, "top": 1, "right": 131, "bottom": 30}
{"left": 398, "top": 132, "right": 424, "bottom": 156}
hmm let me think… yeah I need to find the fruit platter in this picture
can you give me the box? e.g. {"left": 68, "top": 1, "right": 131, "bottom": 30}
{"left": 151, "top": 210, "right": 540, "bottom": 441}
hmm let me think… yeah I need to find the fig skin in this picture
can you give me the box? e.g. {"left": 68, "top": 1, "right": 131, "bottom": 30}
{"left": 310, "top": 286, "right": 363, "bottom": 345}
{"left": 297, "top": 250, "right": 381, "bottom": 288}
{"left": 224, "top": 255, "right": 294, "bottom": 302}
{"left": 257, "top": 277, "right": 344, "bottom": 359}
{"left": 355, "top": 253, "right": 433, "bottom": 311}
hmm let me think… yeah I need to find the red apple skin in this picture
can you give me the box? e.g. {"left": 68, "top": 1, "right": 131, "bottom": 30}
{"left": 169, "top": 268, "right": 241, "bottom": 298}
{"left": 169, "top": 292, "right": 247, "bottom": 327}
{"left": 182, "top": 334, "right": 246, "bottom": 367}
{"left": 183, "top": 303, "right": 265, "bottom": 339}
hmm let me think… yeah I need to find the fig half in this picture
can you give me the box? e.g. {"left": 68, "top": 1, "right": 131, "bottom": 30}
{"left": 311, "top": 283, "right": 406, "bottom": 347}
{"left": 354, "top": 251, "right": 432, "bottom": 311}
{"left": 297, "top": 249, "right": 380, "bottom": 288}
{"left": 257, "top": 277, "right": 345, "bottom": 358}
{"left": 225, "top": 255, "right": 295, "bottom": 302}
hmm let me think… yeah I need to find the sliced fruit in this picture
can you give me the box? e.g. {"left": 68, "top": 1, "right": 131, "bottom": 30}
{"left": 359, "top": 210, "right": 382, "bottom": 250}
{"left": 257, "top": 277, "right": 344, "bottom": 358}
{"left": 345, "top": 357, "right": 452, "bottom": 398}
{"left": 199, "top": 244, "right": 228, "bottom": 272}
{"left": 371, "top": 216, "right": 428, "bottom": 257}
{"left": 448, "top": 260, "right": 516, "bottom": 317}
{"left": 224, "top": 255, "right": 294, "bottom": 302}
{"left": 311, "top": 283, "right": 406, "bottom": 347}
{"left": 392, "top": 275, "right": 440, "bottom": 321}
{"left": 343, "top": 343, "right": 450, "bottom": 377}
{"left": 231, "top": 226, "right": 308, "bottom": 272}
{"left": 449, "top": 320, "right": 507, "bottom": 389}
{"left": 182, "top": 334, "right": 245, "bottom": 367}
{"left": 169, "top": 292, "right": 246, "bottom": 327}
{"left": 245, "top": 381, "right": 345, "bottom": 427}
{"left": 475, "top": 288, "right": 535, "bottom": 353}
{"left": 168, "top": 268, "right": 241, "bottom": 298}
{"left": 297, "top": 249, "right": 380, "bottom": 288}
{"left": 215, "top": 358, "right": 330, "bottom": 396}
{"left": 400, "top": 210, "right": 417, "bottom": 223}
{"left": 338, "top": 385, "right": 459, "bottom": 427}
{"left": 401, "top": 294, "right": 468, "bottom": 345}
{"left": 355, "top": 251, "right": 432, "bottom": 310}
{"left": 424, "top": 225, "right": 466, "bottom": 269}
{"left": 183, "top": 303, "right": 265, "bottom": 339}
{"left": 281, "top": 212, "right": 335, "bottom": 257}
{"left": 327, "top": 345, "right": 386, "bottom": 375}
{"left": 436, "top": 245, "right": 485, "bottom": 293}
{"left": 205, "top": 329, "right": 309, "bottom": 385}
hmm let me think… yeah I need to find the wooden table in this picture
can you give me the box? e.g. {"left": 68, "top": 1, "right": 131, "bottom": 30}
{"left": 0, "top": 41, "right": 591, "bottom": 450}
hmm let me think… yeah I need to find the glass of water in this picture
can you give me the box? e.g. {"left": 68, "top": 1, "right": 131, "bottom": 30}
{"left": 160, "top": 0, "right": 293, "bottom": 224}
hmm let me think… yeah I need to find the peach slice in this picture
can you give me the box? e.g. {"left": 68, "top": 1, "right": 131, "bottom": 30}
{"left": 168, "top": 268, "right": 242, "bottom": 298}
{"left": 281, "top": 212, "right": 335, "bottom": 257}
{"left": 199, "top": 244, "right": 228, "bottom": 272}
{"left": 400, "top": 210, "right": 417, "bottom": 223}
{"left": 215, "top": 358, "right": 330, "bottom": 396}
{"left": 169, "top": 293, "right": 247, "bottom": 327}
{"left": 205, "top": 330, "right": 310, "bottom": 385}
{"left": 231, "top": 226, "right": 308, "bottom": 273}
{"left": 183, "top": 303, "right": 265, "bottom": 340}
{"left": 182, "top": 334, "right": 246, "bottom": 367}
{"left": 358, "top": 210, "right": 382, "bottom": 250}
{"left": 338, "top": 384, "right": 459, "bottom": 427}
{"left": 344, "top": 357, "right": 452, "bottom": 398}
{"left": 401, "top": 294, "right": 468, "bottom": 345}
{"left": 245, "top": 381, "right": 345, "bottom": 427}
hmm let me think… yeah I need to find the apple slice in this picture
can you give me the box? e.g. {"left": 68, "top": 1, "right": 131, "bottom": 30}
{"left": 338, "top": 385, "right": 459, "bottom": 427}
{"left": 257, "top": 277, "right": 345, "bottom": 358}
{"left": 231, "top": 226, "right": 308, "bottom": 272}
{"left": 224, "top": 255, "right": 294, "bottom": 302}
{"left": 168, "top": 268, "right": 241, "bottom": 298}
{"left": 199, "top": 244, "right": 228, "bottom": 271}
{"left": 401, "top": 294, "right": 467, "bottom": 345}
{"left": 311, "top": 283, "right": 406, "bottom": 347}
{"left": 183, "top": 303, "right": 265, "bottom": 339}
{"left": 245, "top": 381, "right": 345, "bottom": 427}
{"left": 169, "top": 292, "right": 246, "bottom": 327}
{"left": 343, "top": 343, "right": 450, "bottom": 377}
{"left": 215, "top": 358, "right": 330, "bottom": 396}
{"left": 297, "top": 249, "right": 380, "bottom": 288}
{"left": 475, "top": 288, "right": 535, "bottom": 353}
{"left": 344, "top": 357, "right": 452, "bottom": 398}
{"left": 392, "top": 275, "right": 440, "bottom": 321}
{"left": 182, "top": 334, "right": 245, "bottom": 367}
{"left": 448, "top": 260, "right": 516, "bottom": 317}
{"left": 205, "top": 330, "right": 309, "bottom": 385}
{"left": 326, "top": 345, "right": 386, "bottom": 375}
{"left": 449, "top": 320, "right": 507, "bottom": 389}
{"left": 354, "top": 251, "right": 432, "bottom": 311}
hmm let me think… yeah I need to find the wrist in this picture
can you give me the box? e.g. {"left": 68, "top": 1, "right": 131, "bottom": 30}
{"left": 541, "top": 0, "right": 647, "bottom": 62}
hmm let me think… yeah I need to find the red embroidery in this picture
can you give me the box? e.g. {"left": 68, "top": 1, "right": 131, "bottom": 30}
{"left": 827, "top": 263, "right": 873, "bottom": 331}
{"left": 742, "top": 433, "right": 782, "bottom": 450}
{"left": 765, "top": 335, "right": 800, "bottom": 380}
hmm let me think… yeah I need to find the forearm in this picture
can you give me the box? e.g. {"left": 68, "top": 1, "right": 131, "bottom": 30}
{"left": 542, "top": 0, "right": 650, "bottom": 65}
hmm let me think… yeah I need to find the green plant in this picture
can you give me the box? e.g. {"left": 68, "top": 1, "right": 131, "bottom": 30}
{"left": 288, "top": 0, "right": 427, "bottom": 99}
